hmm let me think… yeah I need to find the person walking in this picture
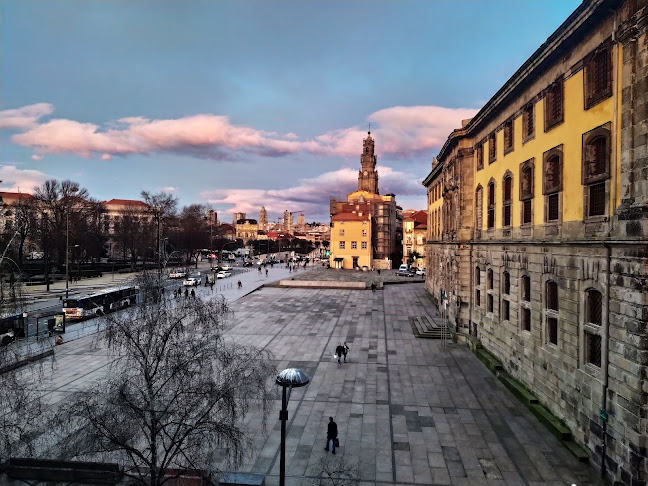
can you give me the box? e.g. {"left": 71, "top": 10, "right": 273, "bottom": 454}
{"left": 343, "top": 342, "right": 350, "bottom": 363}
{"left": 335, "top": 342, "right": 345, "bottom": 365}
{"left": 324, "top": 417, "right": 338, "bottom": 454}
{"left": 190, "top": 288, "right": 195, "bottom": 298}
{"left": 238, "top": 280, "right": 242, "bottom": 289}
{"left": 265, "top": 268, "right": 269, "bottom": 278}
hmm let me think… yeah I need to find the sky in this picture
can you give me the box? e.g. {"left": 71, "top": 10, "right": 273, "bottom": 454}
{"left": 0, "top": 0, "right": 580, "bottom": 223}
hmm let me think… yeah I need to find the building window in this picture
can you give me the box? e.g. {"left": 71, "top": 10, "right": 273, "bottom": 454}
{"left": 503, "top": 272, "right": 510, "bottom": 295}
{"left": 504, "top": 119, "right": 514, "bottom": 154}
{"left": 523, "top": 103, "right": 534, "bottom": 142}
{"left": 585, "top": 45, "right": 612, "bottom": 109}
{"left": 487, "top": 181, "right": 495, "bottom": 229}
{"left": 586, "top": 288, "right": 603, "bottom": 325}
{"left": 488, "top": 294, "right": 494, "bottom": 313}
{"left": 476, "top": 266, "right": 481, "bottom": 286}
{"left": 361, "top": 241, "right": 367, "bottom": 249}
{"left": 351, "top": 241, "right": 357, "bottom": 249}
{"left": 546, "top": 280, "right": 558, "bottom": 345}
{"left": 521, "top": 275, "right": 531, "bottom": 332}
{"left": 502, "top": 174, "right": 512, "bottom": 227}
{"left": 476, "top": 185, "right": 483, "bottom": 233}
{"left": 339, "top": 241, "right": 345, "bottom": 249}
{"left": 488, "top": 133, "right": 496, "bottom": 163}
{"left": 339, "top": 229, "right": 345, "bottom": 236}
{"left": 487, "top": 269, "right": 494, "bottom": 313}
{"left": 475, "top": 266, "right": 481, "bottom": 307}
{"left": 544, "top": 79, "right": 564, "bottom": 131}
{"left": 362, "top": 229, "right": 367, "bottom": 237}
{"left": 543, "top": 146, "right": 562, "bottom": 223}
{"left": 503, "top": 300, "right": 510, "bottom": 321}
{"left": 583, "top": 124, "right": 611, "bottom": 218}
{"left": 519, "top": 159, "right": 534, "bottom": 225}
{"left": 476, "top": 143, "right": 484, "bottom": 171}
{"left": 522, "top": 308, "right": 531, "bottom": 332}
{"left": 586, "top": 333, "right": 602, "bottom": 367}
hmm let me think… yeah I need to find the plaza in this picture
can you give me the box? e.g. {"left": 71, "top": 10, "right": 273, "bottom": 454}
{"left": 36, "top": 282, "right": 603, "bottom": 486}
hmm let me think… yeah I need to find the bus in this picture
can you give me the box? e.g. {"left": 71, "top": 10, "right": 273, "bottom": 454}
{"left": 0, "top": 313, "right": 27, "bottom": 346}
{"left": 62, "top": 286, "right": 137, "bottom": 320}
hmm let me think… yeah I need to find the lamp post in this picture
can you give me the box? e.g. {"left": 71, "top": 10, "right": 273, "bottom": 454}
{"left": 220, "top": 240, "right": 237, "bottom": 264}
{"left": 275, "top": 368, "right": 310, "bottom": 486}
{"left": 65, "top": 244, "right": 79, "bottom": 298}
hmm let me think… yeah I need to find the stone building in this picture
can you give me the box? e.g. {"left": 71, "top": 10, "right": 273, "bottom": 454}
{"left": 422, "top": 1, "right": 648, "bottom": 483}
{"left": 235, "top": 218, "right": 258, "bottom": 241}
{"left": 283, "top": 210, "right": 293, "bottom": 233}
{"left": 330, "top": 132, "right": 399, "bottom": 269}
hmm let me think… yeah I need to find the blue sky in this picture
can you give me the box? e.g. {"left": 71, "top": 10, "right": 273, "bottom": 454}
{"left": 0, "top": 0, "right": 579, "bottom": 223}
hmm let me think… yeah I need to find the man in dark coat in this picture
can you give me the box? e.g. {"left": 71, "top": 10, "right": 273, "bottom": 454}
{"left": 335, "top": 342, "right": 345, "bottom": 365}
{"left": 325, "top": 417, "right": 338, "bottom": 454}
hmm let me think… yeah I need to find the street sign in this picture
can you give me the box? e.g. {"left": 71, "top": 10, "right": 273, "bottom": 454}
{"left": 600, "top": 409, "right": 608, "bottom": 422}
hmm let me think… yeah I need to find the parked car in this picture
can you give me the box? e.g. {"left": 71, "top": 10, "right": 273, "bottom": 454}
{"left": 216, "top": 271, "right": 232, "bottom": 279}
{"left": 396, "top": 269, "right": 415, "bottom": 277}
{"left": 169, "top": 271, "right": 187, "bottom": 279}
{"left": 416, "top": 268, "right": 426, "bottom": 276}
{"left": 183, "top": 276, "right": 201, "bottom": 286}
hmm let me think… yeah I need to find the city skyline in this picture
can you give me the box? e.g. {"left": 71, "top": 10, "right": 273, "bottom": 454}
{"left": 0, "top": 0, "right": 579, "bottom": 222}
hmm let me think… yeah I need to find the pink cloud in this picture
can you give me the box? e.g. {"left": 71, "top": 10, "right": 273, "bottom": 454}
{"left": 0, "top": 165, "right": 50, "bottom": 193}
{"left": 200, "top": 164, "right": 424, "bottom": 221}
{"left": 0, "top": 103, "right": 53, "bottom": 130}
{"left": 3, "top": 103, "right": 477, "bottom": 161}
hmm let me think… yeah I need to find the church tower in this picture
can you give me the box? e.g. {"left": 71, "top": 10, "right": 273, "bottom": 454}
{"left": 259, "top": 206, "right": 268, "bottom": 231}
{"left": 358, "top": 131, "right": 379, "bottom": 194}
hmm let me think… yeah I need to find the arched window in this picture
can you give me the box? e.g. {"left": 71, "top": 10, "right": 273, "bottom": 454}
{"left": 583, "top": 125, "right": 611, "bottom": 218}
{"left": 585, "top": 288, "right": 603, "bottom": 367}
{"left": 545, "top": 280, "right": 559, "bottom": 345}
{"left": 487, "top": 181, "right": 495, "bottom": 229}
{"left": 519, "top": 159, "right": 534, "bottom": 225}
{"left": 543, "top": 146, "right": 563, "bottom": 222}
{"left": 475, "top": 266, "right": 481, "bottom": 307}
{"left": 475, "top": 185, "right": 483, "bottom": 233}
{"left": 487, "top": 269, "right": 494, "bottom": 313}
{"left": 521, "top": 275, "right": 531, "bottom": 331}
{"left": 502, "top": 271, "right": 511, "bottom": 321}
{"left": 502, "top": 174, "right": 512, "bottom": 227}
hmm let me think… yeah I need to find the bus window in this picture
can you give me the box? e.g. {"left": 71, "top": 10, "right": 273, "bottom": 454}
{"left": 63, "top": 299, "right": 79, "bottom": 309}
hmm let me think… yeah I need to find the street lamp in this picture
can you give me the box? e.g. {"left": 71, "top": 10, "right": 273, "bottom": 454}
{"left": 220, "top": 240, "right": 237, "bottom": 264}
{"left": 65, "top": 245, "right": 79, "bottom": 298}
{"left": 275, "top": 368, "right": 310, "bottom": 486}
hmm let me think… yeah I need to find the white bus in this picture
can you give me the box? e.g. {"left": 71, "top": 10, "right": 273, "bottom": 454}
{"left": 63, "top": 286, "right": 137, "bottom": 320}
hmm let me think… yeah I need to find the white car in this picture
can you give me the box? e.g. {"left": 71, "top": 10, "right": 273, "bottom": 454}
{"left": 183, "top": 276, "right": 201, "bottom": 286}
{"left": 221, "top": 264, "right": 232, "bottom": 271}
{"left": 216, "top": 271, "right": 231, "bottom": 279}
{"left": 169, "top": 271, "right": 187, "bottom": 279}
{"left": 416, "top": 268, "right": 426, "bottom": 276}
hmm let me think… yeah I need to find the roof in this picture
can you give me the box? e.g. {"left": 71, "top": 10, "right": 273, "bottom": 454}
{"left": 102, "top": 199, "right": 149, "bottom": 207}
{"left": 0, "top": 192, "right": 35, "bottom": 203}
{"left": 332, "top": 212, "right": 370, "bottom": 222}
{"left": 404, "top": 210, "right": 427, "bottom": 225}
{"left": 236, "top": 219, "right": 258, "bottom": 225}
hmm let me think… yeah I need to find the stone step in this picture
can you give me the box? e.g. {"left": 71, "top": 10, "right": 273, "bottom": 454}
{"left": 409, "top": 316, "right": 450, "bottom": 339}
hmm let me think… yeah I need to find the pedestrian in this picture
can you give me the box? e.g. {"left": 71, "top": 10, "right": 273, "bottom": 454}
{"left": 184, "top": 288, "right": 189, "bottom": 299}
{"left": 238, "top": 280, "right": 242, "bottom": 289}
{"left": 190, "top": 288, "right": 195, "bottom": 298}
{"left": 343, "top": 342, "right": 350, "bottom": 362}
{"left": 210, "top": 281, "right": 214, "bottom": 293}
{"left": 335, "top": 342, "right": 345, "bottom": 365}
{"left": 265, "top": 269, "right": 268, "bottom": 277}
{"left": 371, "top": 282, "right": 376, "bottom": 293}
{"left": 324, "top": 417, "right": 338, "bottom": 454}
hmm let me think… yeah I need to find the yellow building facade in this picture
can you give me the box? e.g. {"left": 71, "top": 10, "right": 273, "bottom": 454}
{"left": 329, "top": 212, "right": 372, "bottom": 270}
{"left": 422, "top": 1, "right": 648, "bottom": 484}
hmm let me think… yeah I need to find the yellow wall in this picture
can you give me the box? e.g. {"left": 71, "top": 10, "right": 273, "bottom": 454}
{"left": 473, "top": 53, "right": 621, "bottom": 230}
{"left": 329, "top": 219, "right": 372, "bottom": 269}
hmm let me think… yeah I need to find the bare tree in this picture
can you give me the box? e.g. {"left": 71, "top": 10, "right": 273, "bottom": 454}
{"left": 310, "top": 456, "right": 362, "bottom": 486}
{"left": 53, "top": 273, "right": 276, "bottom": 485}
{"left": 141, "top": 191, "right": 178, "bottom": 271}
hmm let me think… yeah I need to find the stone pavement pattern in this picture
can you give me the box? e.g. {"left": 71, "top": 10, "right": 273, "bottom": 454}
{"left": 39, "top": 283, "right": 602, "bottom": 486}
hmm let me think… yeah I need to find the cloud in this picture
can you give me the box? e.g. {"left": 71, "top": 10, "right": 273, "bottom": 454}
{"left": 0, "top": 103, "right": 53, "bottom": 130}
{"left": 0, "top": 165, "right": 50, "bottom": 193}
{"left": 200, "top": 164, "right": 424, "bottom": 221}
{"left": 3, "top": 103, "right": 477, "bottom": 161}
{"left": 161, "top": 186, "right": 177, "bottom": 193}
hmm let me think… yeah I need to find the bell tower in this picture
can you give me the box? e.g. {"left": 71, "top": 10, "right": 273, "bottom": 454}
{"left": 358, "top": 131, "right": 379, "bottom": 194}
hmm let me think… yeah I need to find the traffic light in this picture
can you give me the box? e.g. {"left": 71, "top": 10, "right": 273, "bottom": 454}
{"left": 325, "top": 251, "right": 330, "bottom": 256}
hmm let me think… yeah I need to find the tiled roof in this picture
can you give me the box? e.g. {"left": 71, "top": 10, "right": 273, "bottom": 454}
{"left": 332, "top": 212, "right": 369, "bottom": 222}
{"left": 102, "top": 199, "right": 149, "bottom": 207}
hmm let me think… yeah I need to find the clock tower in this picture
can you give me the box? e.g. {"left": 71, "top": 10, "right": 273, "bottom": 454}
{"left": 358, "top": 131, "right": 379, "bottom": 194}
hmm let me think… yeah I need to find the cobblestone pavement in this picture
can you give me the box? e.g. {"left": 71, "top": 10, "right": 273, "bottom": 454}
{"left": 40, "top": 283, "right": 602, "bottom": 486}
